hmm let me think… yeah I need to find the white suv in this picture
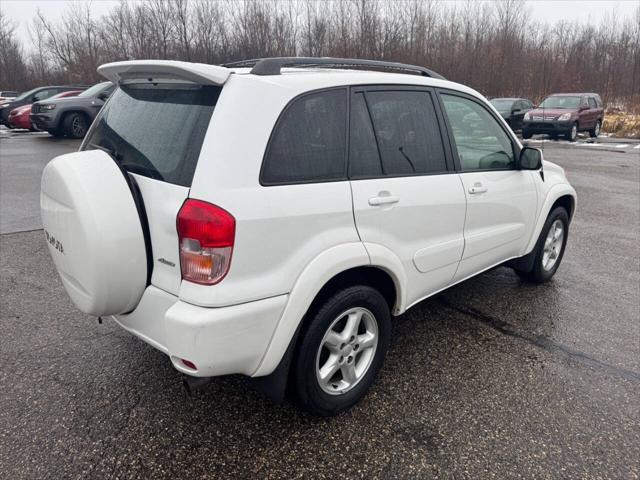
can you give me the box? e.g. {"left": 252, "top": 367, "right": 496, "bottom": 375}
{"left": 40, "top": 58, "right": 576, "bottom": 416}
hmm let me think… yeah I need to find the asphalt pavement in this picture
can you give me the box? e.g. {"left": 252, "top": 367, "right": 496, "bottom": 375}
{"left": 0, "top": 130, "right": 639, "bottom": 479}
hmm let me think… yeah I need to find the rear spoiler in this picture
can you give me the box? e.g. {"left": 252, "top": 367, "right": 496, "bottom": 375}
{"left": 98, "top": 60, "right": 230, "bottom": 86}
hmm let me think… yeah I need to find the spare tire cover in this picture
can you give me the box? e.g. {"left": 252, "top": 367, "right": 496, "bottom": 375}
{"left": 40, "top": 150, "right": 147, "bottom": 316}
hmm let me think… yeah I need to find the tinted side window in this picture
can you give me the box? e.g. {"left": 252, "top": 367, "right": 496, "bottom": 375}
{"left": 441, "top": 94, "right": 515, "bottom": 171}
{"left": 364, "top": 90, "right": 447, "bottom": 176}
{"left": 349, "top": 93, "right": 382, "bottom": 178}
{"left": 262, "top": 89, "right": 347, "bottom": 185}
{"left": 33, "top": 89, "right": 52, "bottom": 101}
{"left": 588, "top": 97, "right": 597, "bottom": 109}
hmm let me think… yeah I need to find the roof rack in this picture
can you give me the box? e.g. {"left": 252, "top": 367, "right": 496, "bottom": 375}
{"left": 222, "top": 57, "right": 445, "bottom": 80}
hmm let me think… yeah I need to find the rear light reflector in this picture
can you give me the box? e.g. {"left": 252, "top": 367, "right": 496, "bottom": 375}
{"left": 181, "top": 359, "right": 197, "bottom": 370}
{"left": 177, "top": 199, "right": 235, "bottom": 285}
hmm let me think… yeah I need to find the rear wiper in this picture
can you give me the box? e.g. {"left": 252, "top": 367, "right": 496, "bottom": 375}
{"left": 87, "top": 142, "right": 122, "bottom": 162}
{"left": 119, "top": 162, "right": 164, "bottom": 181}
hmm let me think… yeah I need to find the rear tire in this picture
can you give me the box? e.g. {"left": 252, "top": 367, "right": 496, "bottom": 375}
{"left": 516, "top": 207, "right": 569, "bottom": 283}
{"left": 63, "top": 113, "right": 89, "bottom": 139}
{"left": 589, "top": 120, "right": 601, "bottom": 138}
{"left": 292, "top": 285, "right": 391, "bottom": 417}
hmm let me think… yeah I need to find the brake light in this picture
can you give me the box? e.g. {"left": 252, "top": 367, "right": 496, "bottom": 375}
{"left": 176, "top": 199, "right": 235, "bottom": 285}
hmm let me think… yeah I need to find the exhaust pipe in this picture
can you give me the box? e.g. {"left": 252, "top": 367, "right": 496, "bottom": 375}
{"left": 182, "top": 375, "right": 212, "bottom": 396}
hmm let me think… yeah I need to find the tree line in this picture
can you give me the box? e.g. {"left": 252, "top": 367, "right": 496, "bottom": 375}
{"left": 1, "top": 0, "right": 638, "bottom": 107}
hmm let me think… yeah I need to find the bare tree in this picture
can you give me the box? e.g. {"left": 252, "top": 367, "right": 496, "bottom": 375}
{"left": 1, "top": 0, "right": 637, "bottom": 108}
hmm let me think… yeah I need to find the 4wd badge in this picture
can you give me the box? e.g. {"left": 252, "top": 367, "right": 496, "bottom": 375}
{"left": 44, "top": 230, "right": 64, "bottom": 254}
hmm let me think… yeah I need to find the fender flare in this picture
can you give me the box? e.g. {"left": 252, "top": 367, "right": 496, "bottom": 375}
{"left": 362, "top": 242, "right": 408, "bottom": 315}
{"left": 251, "top": 241, "right": 406, "bottom": 377}
{"left": 525, "top": 183, "right": 577, "bottom": 253}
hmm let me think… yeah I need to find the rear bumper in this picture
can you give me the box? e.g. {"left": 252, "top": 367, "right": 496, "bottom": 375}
{"left": 113, "top": 285, "right": 287, "bottom": 378}
{"left": 522, "top": 120, "right": 572, "bottom": 135}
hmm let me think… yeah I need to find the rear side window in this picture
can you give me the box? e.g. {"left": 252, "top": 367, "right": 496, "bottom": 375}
{"left": 33, "top": 89, "right": 53, "bottom": 101}
{"left": 350, "top": 90, "right": 447, "bottom": 178}
{"left": 84, "top": 83, "right": 220, "bottom": 187}
{"left": 262, "top": 89, "right": 347, "bottom": 185}
{"left": 588, "top": 97, "right": 597, "bottom": 109}
{"left": 349, "top": 93, "right": 381, "bottom": 178}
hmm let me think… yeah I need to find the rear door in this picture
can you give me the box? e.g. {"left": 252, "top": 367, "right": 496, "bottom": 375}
{"left": 588, "top": 97, "right": 599, "bottom": 126}
{"left": 579, "top": 96, "right": 593, "bottom": 129}
{"left": 349, "top": 86, "right": 467, "bottom": 306}
{"left": 438, "top": 91, "right": 537, "bottom": 282}
{"left": 82, "top": 80, "right": 222, "bottom": 296}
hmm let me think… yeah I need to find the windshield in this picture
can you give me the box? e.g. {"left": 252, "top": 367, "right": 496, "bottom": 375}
{"left": 79, "top": 82, "right": 111, "bottom": 98}
{"left": 13, "top": 87, "right": 39, "bottom": 102}
{"left": 83, "top": 83, "right": 220, "bottom": 187}
{"left": 539, "top": 96, "right": 581, "bottom": 109}
{"left": 490, "top": 99, "right": 514, "bottom": 111}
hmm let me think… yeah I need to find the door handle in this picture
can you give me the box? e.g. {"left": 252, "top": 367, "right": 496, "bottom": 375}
{"left": 468, "top": 184, "right": 488, "bottom": 194}
{"left": 369, "top": 194, "right": 400, "bottom": 206}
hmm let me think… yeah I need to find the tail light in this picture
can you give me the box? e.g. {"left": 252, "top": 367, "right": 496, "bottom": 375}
{"left": 176, "top": 199, "right": 235, "bottom": 285}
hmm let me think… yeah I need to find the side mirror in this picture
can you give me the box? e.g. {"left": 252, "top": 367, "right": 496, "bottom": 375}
{"left": 519, "top": 147, "right": 542, "bottom": 170}
{"left": 97, "top": 92, "right": 109, "bottom": 101}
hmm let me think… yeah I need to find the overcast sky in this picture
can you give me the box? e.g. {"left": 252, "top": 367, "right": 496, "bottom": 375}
{"left": 2, "top": 0, "right": 638, "bottom": 50}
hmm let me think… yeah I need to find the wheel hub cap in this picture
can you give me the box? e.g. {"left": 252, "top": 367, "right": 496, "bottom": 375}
{"left": 315, "top": 307, "right": 378, "bottom": 395}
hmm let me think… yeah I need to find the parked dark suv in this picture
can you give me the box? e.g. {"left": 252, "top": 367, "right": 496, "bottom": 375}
{"left": 490, "top": 97, "right": 534, "bottom": 130}
{"left": 31, "top": 81, "right": 115, "bottom": 138}
{"left": 0, "top": 85, "right": 86, "bottom": 127}
{"left": 522, "top": 93, "right": 604, "bottom": 141}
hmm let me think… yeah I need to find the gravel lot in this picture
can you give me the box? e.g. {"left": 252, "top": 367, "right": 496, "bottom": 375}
{"left": 1, "top": 130, "right": 639, "bottom": 479}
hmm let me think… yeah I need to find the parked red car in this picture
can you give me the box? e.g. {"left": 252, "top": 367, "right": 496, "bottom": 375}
{"left": 522, "top": 93, "right": 604, "bottom": 141}
{"left": 7, "top": 90, "right": 82, "bottom": 130}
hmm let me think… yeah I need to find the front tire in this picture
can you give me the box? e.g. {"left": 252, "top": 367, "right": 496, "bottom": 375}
{"left": 63, "top": 113, "right": 89, "bottom": 139}
{"left": 292, "top": 285, "right": 391, "bottom": 417}
{"left": 516, "top": 207, "right": 569, "bottom": 283}
{"left": 565, "top": 122, "right": 578, "bottom": 142}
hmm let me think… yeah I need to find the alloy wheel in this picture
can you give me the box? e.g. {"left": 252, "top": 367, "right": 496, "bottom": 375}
{"left": 72, "top": 116, "right": 86, "bottom": 137}
{"left": 315, "top": 307, "right": 378, "bottom": 395}
{"left": 542, "top": 219, "right": 564, "bottom": 271}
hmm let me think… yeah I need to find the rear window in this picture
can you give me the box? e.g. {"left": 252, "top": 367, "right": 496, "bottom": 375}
{"left": 83, "top": 83, "right": 220, "bottom": 187}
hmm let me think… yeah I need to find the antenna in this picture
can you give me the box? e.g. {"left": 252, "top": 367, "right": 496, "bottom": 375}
{"left": 541, "top": 56, "right": 546, "bottom": 155}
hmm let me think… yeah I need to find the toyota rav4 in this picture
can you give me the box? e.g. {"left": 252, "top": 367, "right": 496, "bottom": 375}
{"left": 40, "top": 58, "right": 576, "bottom": 417}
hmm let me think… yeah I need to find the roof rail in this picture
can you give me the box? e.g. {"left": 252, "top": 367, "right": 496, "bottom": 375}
{"left": 223, "top": 57, "right": 445, "bottom": 80}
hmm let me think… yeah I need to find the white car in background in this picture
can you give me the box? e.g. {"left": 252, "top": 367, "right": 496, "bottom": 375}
{"left": 40, "top": 58, "right": 576, "bottom": 417}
